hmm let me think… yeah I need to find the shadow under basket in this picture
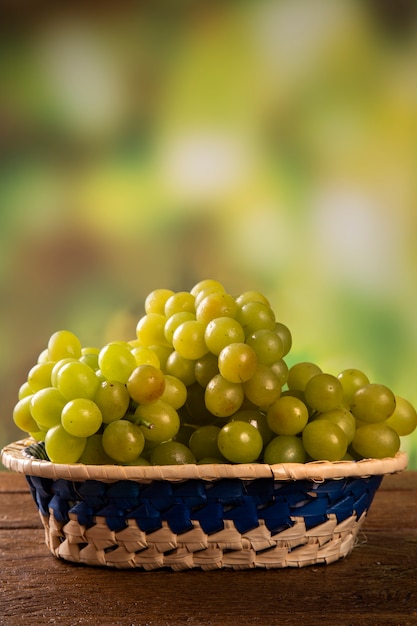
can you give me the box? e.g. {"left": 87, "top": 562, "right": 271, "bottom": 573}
{"left": 1, "top": 439, "right": 408, "bottom": 571}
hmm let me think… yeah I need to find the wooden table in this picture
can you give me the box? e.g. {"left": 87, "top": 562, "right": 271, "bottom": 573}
{"left": 1, "top": 471, "right": 416, "bottom": 626}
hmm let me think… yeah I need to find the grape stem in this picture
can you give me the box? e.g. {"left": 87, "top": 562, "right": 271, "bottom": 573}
{"left": 135, "top": 417, "right": 155, "bottom": 429}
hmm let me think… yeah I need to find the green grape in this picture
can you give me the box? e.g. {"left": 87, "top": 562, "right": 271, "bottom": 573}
{"left": 94, "top": 380, "right": 130, "bottom": 424}
{"left": 164, "top": 311, "right": 196, "bottom": 344}
{"left": 165, "top": 350, "right": 197, "bottom": 386}
{"left": 55, "top": 360, "right": 100, "bottom": 401}
{"left": 314, "top": 407, "right": 356, "bottom": 444}
{"left": 102, "top": 420, "right": 145, "bottom": 463}
{"left": 47, "top": 330, "right": 82, "bottom": 361}
{"left": 98, "top": 342, "right": 137, "bottom": 384}
{"left": 242, "top": 364, "right": 281, "bottom": 407}
{"left": 287, "top": 362, "right": 322, "bottom": 391}
{"left": 190, "top": 279, "right": 225, "bottom": 298}
{"left": 304, "top": 373, "right": 344, "bottom": 412}
{"left": 18, "top": 381, "right": 33, "bottom": 400}
{"left": 27, "top": 361, "right": 55, "bottom": 392}
{"left": 127, "top": 364, "right": 166, "bottom": 404}
{"left": 30, "top": 387, "right": 67, "bottom": 430}
{"left": 79, "top": 350, "right": 99, "bottom": 371}
{"left": 384, "top": 396, "right": 417, "bottom": 436}
{"left": 217, "top": 420, "right": 263, "bottom": 463}
{"left": 197, "top": 457, "right": 226, "bottom": 464}
{"left": 159, "top": 374, "right": 187, "bottom": 410}
{"left": 45, "top": 424, "right": 86, "bottom": 464}
{"left": 37, "top": 348, "right": 50, "bottom": 364}
{"left": 204, "top": 374, "right": 244, "bottom": 417}
{"left": 173, "top": 424, "right": 196, "bottom": 447}
{"left": 145, "top": 288, "right": 175, "bottom": 315}
{"left": 236, "top": 301, "right": 276, "bottom": 336}
{"left": 173, "top": 320, "right": 208, "bottom": 359}
{"left": 194, "top": 284, "right": 227, "bottom": 309}
{"left": 302, "top": 420, "right": 347, "bottom": 461}
{"left": 51, "top": 358, "right": 78, "bottom": 387}
{"left": 194, "top": 352, "right": 219, "bottom": 387}
{"left": 235, "top": 291, "right": 270, "bottom": 308}
{"left": 351, "top": 423, "right": 400, "bottom": 459}
{"left": 189, "top": 425, "right": 222, "bottom": 461}
{"left": 61, "top": 398, "right": 103, "bottom": 437}
{"left": 337, "top": 368, "right": 370, "bottom": 404}
{"left": 130, "top": 345, "right": 160, "bottom": 368}
{"left": 266, "top": 395, "right": 309, "bottom": 435}
{"left": 150, "top": 441, "right": 197, "bottom": 465}
{"left": 136, "top": 313, "right": 169, "bottom": 347}
{"left": 350, "top": 383, "right": 396, "bottom": 423}
{"left": 125, "top": 456, "right": 152, "bottom": 466}
{"left": 184, "top": 382, "right": 217, "bottom": 426}
{"left": 263, "top": 435, "right": 306, "bottom": 464}
{"left": 273, "top": 322, "right": 292, "bottom": 357}
{"left": 164, "top": 291, "right": 196, "bottom": 318}
{"left": 246, "top": 329, "right": 284, "bottom": 365}
{"left": 204, "top": 317, "right": 245, "bottom": 355}
{"left": 230, "top": 409, "right": 274, "bottom": 446}
{"left": 270, "top": 359, "right": 289, "bottom": 387}
{"left": 218, "top": 343, "right": 258, "bottom": 383}
{"left": 148, "top": 345, "right": 172, "bottom": 372}
{"left": 13, "top": 395, "right": 38, "bottom": 433}
{"left": 78, "top": 434, "right": 115, "bottom": 465}
{"left": 196, "top": 291, "right": 238, "bottom": 325}
{"left": 134, "top": 400, "right": 180, "bottom": 443}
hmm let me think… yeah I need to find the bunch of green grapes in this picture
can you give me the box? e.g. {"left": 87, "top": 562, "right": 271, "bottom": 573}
{"left": 12, "top": 280, "right": 417, "bottom": 466}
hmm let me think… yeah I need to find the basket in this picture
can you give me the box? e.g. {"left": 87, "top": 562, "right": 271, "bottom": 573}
{"left": 1, "top": 438, "right": 408, "bottom": 570}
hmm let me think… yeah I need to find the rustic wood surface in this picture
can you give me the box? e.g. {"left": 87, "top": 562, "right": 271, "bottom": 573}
{"left": 1, "top": 471, "right": 416, "bottom": 626}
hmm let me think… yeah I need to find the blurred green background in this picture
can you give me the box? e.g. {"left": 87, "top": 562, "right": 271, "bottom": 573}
{"left": 1, "top": 0, "right": 417, "bottom": 467}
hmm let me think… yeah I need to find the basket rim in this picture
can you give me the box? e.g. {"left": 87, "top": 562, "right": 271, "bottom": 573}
{"left": 1, "top": 438, "right": 408, "bottom": 482}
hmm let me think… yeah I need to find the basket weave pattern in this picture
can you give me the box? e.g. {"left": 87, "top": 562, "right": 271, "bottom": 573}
{"left": 2, "top": 439, "right": 408, "bottom": 570}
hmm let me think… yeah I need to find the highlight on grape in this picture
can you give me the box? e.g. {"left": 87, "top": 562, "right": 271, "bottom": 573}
{"left": 12, "top": 279, "right": 417, "bottom": 465}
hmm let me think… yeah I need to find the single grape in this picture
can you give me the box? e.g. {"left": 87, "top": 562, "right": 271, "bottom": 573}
{"left": 266, "top": 395, "right": 309, "bottom": 435}
{"left": 230, "top": 409, "right": 274, "bottom": 446}
{"left": 45, "top": 424, "right": 86, "bottom": 464}
{"left": 159, "top": 374, "right": 187, "bottom": 410}
{"left": 313, "top": 407, "right": 356, "bottom": 444}
{"left": 55, "top": 360, "right": 100, "bottom": 401}
{"left": 61, "top": 398, "right": 103, "bottom": 438}
{"left": 79, "top": 350, "right": 99, "bottom": 371}
{"left": 47, "top": 330, "right": 82, "bottom": 361}
{"left": 148, "top": 345, "right": 172, "bottom": 372}
{"left": 270, "top": 359, "right": 289, "bottom": 387}
{"left": 204, "top": 317, "right": 245, "bottom": 355}
{"left": 27, "top": 361, "right": 55, "bottom": 392}
{"left": 94, "top": 380, "right": 130, "bottom": 424}
{"left": 173, "top": 424, "right": 196, "bottom": 447}
{"left": 204, "top": 374, "right": 244, "bottom": 417}
{"left": 173, "top": 320, "right": 208, "bottom": 360}
{"left": 164, "top": 311, "right": 196, "bottom": 344}
{"left": 273, "top": 322, "right": 292, "bottom": 357}
{"left": 37, "top": 348, "right": 50, "bottom": 363}
{"left": 287, "top": 362, "right": 322, "bottom": 391}
{"left": 164, "top": 291, "right": 196, "bottom": 318}
{"left": 304, "top": 373, "right": 344, "bottom": 412}
{"left": 102, "top": 420, "right": 145, "bottom": 463}
{"left": 337, "top": 368, "right": 370, "bottom": 404}
{"left": 351, "top": 423, "right": 400, "bottom": 459}
{"left": 150, "top": 441, "right": 197, "bottom": 465}
{"left": 136, "top": 313, "right": 169, "bottom": 347}
{"left": 145, "top": 288, "right": 175, "bottom": 315}
{"left": 130, "top": 345, "right": 161, "bottom": 369}
{"left": 30, "top": 387, "right": 67, "bottom": 430}
{"left": 165, "top": 350, "right": 197, "bottom": 386}
{"left": 263, "top": 435, "right": 306, "bottom": 464}
{"left": 194, "top": 352, "right": 219, "bottom": 387}
{"left": 217, "top": 421, "right": 263, "bottom": 463}
{"left": 350, "top": 383, "right": 396, "bottom": 423}
{"left": 191, "top": 279, "right": 225, "bottom": 298}
{"left": 78, "top": 434, "right": 115, "bottom": 465}
{"left": 246, "top": 329, "right": 284, "bottom": 365}
{"left": 98, "top": 343, "right": 137, "bottom": 384}
{"left": 189, "top": 425, "right": 222, "bottom": 460}
{"left": 235, "top": 291, "right": 270, "bottom": 308}
{"left": 302, "top": 420, "right": 347, "bottom": 461}
{"left": 236, "top": 301, "right": 276, "bottom": 336}
{"left": 12, "top": 395, "right": 38, "bottom": 433}
{"left": 384, "top": 396, "right": 417, "bottom": 436}
{"left": 134, "top": 400, "right": 180, "bottom": 443}
{"left": 196, "top": 292, "right": 238, "bottom": 325}
{"left": 242, "top": 364, "right": 281, "bottom": 407}
{"left": 127, "top": 364, "right": 166, "bottom": 404}
{"left": 51, "top": 358, "right": 78, "bottom": 387}
{"left": 218, "top": 343, "right": 258, "bottom": 383}
{"left": 18, "top": 381, "right": 32, "bottom": 400}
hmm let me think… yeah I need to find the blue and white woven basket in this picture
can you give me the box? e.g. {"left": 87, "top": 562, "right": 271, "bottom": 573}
{"left": 1, "top": 438, "right": 407, "bottom": 570}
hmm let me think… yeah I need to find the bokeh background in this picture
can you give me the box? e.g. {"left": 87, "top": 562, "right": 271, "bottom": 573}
{"left": 1, "top": 0, "right": 417, "bottom": 468}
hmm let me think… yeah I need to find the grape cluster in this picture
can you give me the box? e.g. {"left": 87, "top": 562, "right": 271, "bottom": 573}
{"left": 12, "top": 279, "right": 417, "bottom": 465}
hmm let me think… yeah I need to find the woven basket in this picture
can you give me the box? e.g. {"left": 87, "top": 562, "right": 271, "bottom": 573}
{"left": 1, "top": 438, "right": 408, "bottom": 570}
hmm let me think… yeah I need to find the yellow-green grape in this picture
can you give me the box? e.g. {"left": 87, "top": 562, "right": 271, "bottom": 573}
{"left": 30, "top": 387, "right": 67, "bottom": 430}
{"left": 78, "top": 434, "right": 115, "bottom": 465}
{"left": 184, "top": 382, "right": 217, "bottom": 426}
{"left": 130, "top": 345, "right": 160, "bottom": 369}
{"left": 337, "top": 368, "right": 370, "bottom": 404}
{"left": 164, "top": 291, "right": 196, "bottom": 318}
{"left": 173, "top": 320, "right": 208, "bottom": 360}
{"left": 79, "top": 349, "right": 99, "bottom": 371}
{"left": 150, "top": 441, "right": 197, "bottom": 465}
{"left": 159, "top": 374, "right": 187, "bottom": 410}
{"left": 37, "top": 348, "right": 50, "bottom": 363}
{"left": 313, "top": 407, "right": 356, "bottom": 444}
{"left": 55, "top": 360, "right": 100, "bottom": 401}
{"left": 194, "top": 285, "right": 227, "bottom": 310}
{"left": 127, "top": 364, "right": 166, "bottom": 405}
{"left": 134, "top": 400, "right": 180, "bottom": 443}
{"left": 136, "top": 313, "right": 169, "bottom": 347}
{"left": 45, "top": 424, "right": 86, "bottom": 463}
{"left": 27, "top": 361, "right": 55, "bottom": 393}
{"left": 61, "top": 398, "right": 103, "bottom": 438}
{"left": 242, "top": 364, "right": 281, "bottom": 407}
{"left": 351, "top": 423, "right": 400, "bottom": 459}
{"left": 47, "top": 330, "right": 82, "bottom": 361}
{"left": 235, "top": 290, "right": 270, "bottom": 308}
{"left": 148, "top": 345, "right": 172, "bottom": 372}
{"left": 384, "top": 396, "right": 417, "bottom": 436}
{"left": 94, "top": 380, "right": 130, "bottom": 424}
{"left": 51, "top": 358, "right": 78, "bottom": 387}
{"left": 204, "top": 317, "right": 245, "bottom": 355}
{"left": 236, "top": 301, "right": 276, "bottom": 336}
{"left": 286, "top": 361, "right": 322, "bottom": 391}
{"left": 205, "top": 374, "right": 244, "bottom": 417}
{"left": 196, "top": 291, "right": 238, "bottom": 325}
{"left": 304, "top": 373, "right": 344, "bottom": 413}
{"left": 165, "top": 350, "right": 197, "bottom": 386}
{"left": 263, "top": 435, "right": 306, "bottom": 464}
{"left": 194, "top": 352, "right": 219, "bottom": 387}
{"left": 18, "top": 381, "right": 33, "bottom": 400}
{"left": 217, "top": 420, "right": 263, "bottom": 463}
{"left": 350, "top": 383, "right": 396, "bottom": 423}
{"left": 145, "top": 288, "right": 175, "bottom": 315}
{"left": 218, "top": 343, "right": 258, "bottom": 383}
{"left": 230, "top": 409, "right": 274, "bottom": 447}
{"left": 164, "top": 311, "right": 196, "bottom": 344}
{"left": 266, "top": 395, "right": 309, "bottom": 435}
{"left": 189, "top": 425, "right": 223, "bottom": 461}
{"left": 13, "top": 395, "right": 38, "bottom": 433}
{"left": 270, "top": 359, "right": 289, "bottom": 387}
{"left": 273, "top": 322, "right": 292, "bottom": 357}
{"left": 190, "top": 279, "right": 225, "bottom": 298}
{"left": 98, "top": 342, "right": 137, "bottom": 384}
{"left": 102, "top": 420, "right": 145, "bottom": 464}
{"left": 246, "top": 329, "right": 284, "bottom": 365}
{"left": 125, "top": 456, "right": 152, "bottom": 466}
{"left": 302, "top": 420, "right": 348, "bottom": 461}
